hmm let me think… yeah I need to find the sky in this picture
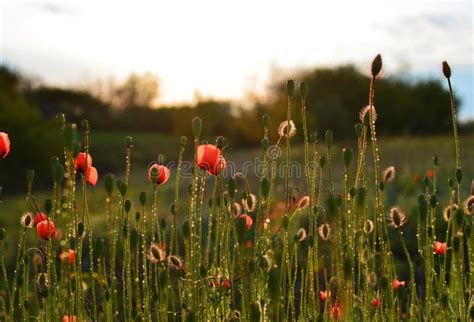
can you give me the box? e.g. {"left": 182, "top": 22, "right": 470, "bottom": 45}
{"left": 1, "top": 0, "right": 473, "bottom": 120}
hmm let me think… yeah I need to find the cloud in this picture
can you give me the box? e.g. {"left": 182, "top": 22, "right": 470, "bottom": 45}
{"left": 28, "top": 2, "right": 80, "bottom": 16}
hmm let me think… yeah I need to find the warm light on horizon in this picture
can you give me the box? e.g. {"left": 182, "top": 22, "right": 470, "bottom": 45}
{"left": 1, "top": 0, "right": 472, "bottom": 118}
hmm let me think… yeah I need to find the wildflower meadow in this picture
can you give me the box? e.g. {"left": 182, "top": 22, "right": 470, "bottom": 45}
{"left": 0, "top": 55, "right": 473, "bottom": 321}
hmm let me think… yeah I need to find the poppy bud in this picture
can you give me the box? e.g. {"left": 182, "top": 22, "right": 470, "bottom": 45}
{"left": 371, "top": 54, "right": 382, "bottom": 77}
{"left": 125, "top": 136, "right": 133, "bottom": 149}
{"left": 56, "top": 113, "right": 66, "bottom": 128}
{"left": 299, "top": 81, "right": 308, "bottom": 100}
{"left": 26, "top": 170, "right": 35, "bottom": 184}
{"left": 36, "top": 220, "right": 56, "bottom": 240}
{"left": 117, "top": 179, "right": 127, "bottom": 196}
{"left": 104, "top": 174, "right": 115, "bottom": 195}
{"left": 287, "top": 80, "right": 295, "bottom": 97}
{"left": 260, "top": 177, "right": 270, "bottom": 199}
{"left": 139, "top": 191, "right": 147, "bottom": 206}
{"left": 325, "top": 130, "right": 333, "bottom": 149}
{"left": 0, "top": 227, "right": 6, "bottom": 240}
{"left": 442, "top": 61, "right": 451, "bottom": 78}
{"left": 343, "top": 148, "right": 352, "bottom": 168}
{"left": 192, "top": 117, "right": 202, "bottom": 137}
{"left": 0, "top": 132, "right": 11, "bottom": 159}
{"left": 180, "top": 136, "right": 188, "bottom": 148}
{"left": 262, "top": 114, "right": 270, "bottom": 128}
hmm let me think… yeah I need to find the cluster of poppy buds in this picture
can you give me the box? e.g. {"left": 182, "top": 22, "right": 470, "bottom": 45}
{"left": 75, "top": 152, "right": 98, "bottom": 186}
{"left": 0, "top": 132, "right": 10, "bottom": 159}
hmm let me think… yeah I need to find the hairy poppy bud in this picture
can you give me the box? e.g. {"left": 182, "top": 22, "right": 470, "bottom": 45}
{"left": 442, "top": 61, "right": 451, "bottom": 78}
{"left": 192, "top": 117, "right": 202, "bottom": 137}
{"left": 299, "top": 81, "right": 308, "bottom": 100}
{"left": 104, "top": 174, "right": 115, "bottom": 195}
{"left": 287, "top": 80, "right": 295, "bottom": 97}
{"left": 262, "top": 114, "right": 270, "bottom": 128}
{"left": 325, "top": 130, "right": 333, "bottom": 149}
{"left": 371, "top": 54, "right": 382, "bottom": 77}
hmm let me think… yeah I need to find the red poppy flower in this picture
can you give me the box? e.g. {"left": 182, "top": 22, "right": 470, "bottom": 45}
{"left": 197, "top": 144, "right": 221, "bottom": 171}
{"left": 371, "top": 298, "right": 381, "bottom": 308}
{"left": 34, "top": 212, "right": 48, "bottom": 227}
{"left": 208, "top": 157, "right": 226, "bottom": 176}
{"left": 147, "top": 164, "right": 171, "bottom": 185}
{"left": 36, "top": 220, "right": 56, "bottom": 240}
{"left": 425, "top": 169, "right": 434, "bottom": 179}
{"left": 0, "top": 132, "right": 10, "bottom": 159}
{"left": 75, "top": 152, "right": 93, "bottom": 172}
{"left": 223, "top": 278, "right": 231, "bottom": 290}
{"left": 60, "top": 249, "right": 75, "bottom": 264}
{"left": 86, "top": 166, "right": 98, "bottom": 186}
{"left": 392, "top": 279, "right": 405, "bottom": 290}
{"left": 434, "top": 241, "right": 447, "bottom": 255}
{"left": 330, "top": 301, "right": 343, "bottom": 319}
{"left": 63, "top": 315, "right": 77, "bottom": 322}
{"left": 239, "top": 214, "right": 253, "bottom": 231}
{"left": 320, "top": 290, "right": 331, "bottom": 301}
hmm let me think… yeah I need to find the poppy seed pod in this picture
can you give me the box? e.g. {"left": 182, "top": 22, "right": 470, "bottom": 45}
{"left": 0, "top": 132, "right": 11, "bottom": 159}
{"left": 147, "top": 164, "right": 171, "bottom": 185}
{"left": 75, "top": 153, "right": 93, "bottom": 172}
{"left": 86, "top": 166, "right": 98, "bottom": 186}
{"left": 197, "top": 144, "right": 222, "bottom": 172}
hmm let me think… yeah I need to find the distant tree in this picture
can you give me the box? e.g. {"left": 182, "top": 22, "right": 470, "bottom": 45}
{"left": 113, "top": 72, "right": 160, "bottom": 108}
{"left": 0, "top": 67, "right": 61, "bottom": 191}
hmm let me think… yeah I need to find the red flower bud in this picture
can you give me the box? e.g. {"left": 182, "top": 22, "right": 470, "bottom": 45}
{"left": 36, "top": 220, "right": 56, "bottom": 240}
{"left": 0, "top": 132, "right": 11, "bottom": 159}
{"left": 75, "top": 153, "right": 93, "bottom": 172}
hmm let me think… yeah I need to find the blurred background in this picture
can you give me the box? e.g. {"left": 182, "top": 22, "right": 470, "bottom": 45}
{"left": 0, "top": 1, "right": 473, "bottom": 249}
